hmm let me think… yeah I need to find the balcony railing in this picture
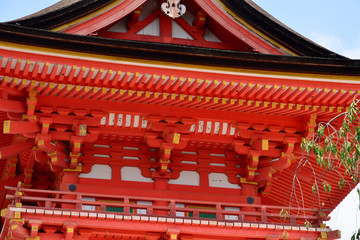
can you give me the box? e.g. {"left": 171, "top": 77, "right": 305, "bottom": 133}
{"left": 5, "top": 185, "right": 329, "bottom": 227}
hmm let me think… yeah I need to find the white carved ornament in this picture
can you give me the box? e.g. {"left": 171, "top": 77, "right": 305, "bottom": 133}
{"left": 161, "top": 0, "right": 186, "bottom": 19}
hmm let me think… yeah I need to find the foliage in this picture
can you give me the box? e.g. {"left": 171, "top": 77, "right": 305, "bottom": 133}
{"left": 279, "top": 208, "right": 288, "bottom": 221}
{"left": 282, "top": 231, "right": 289, "bottom": 240}
{"left": 298, "top": 99, "right": 360, "bottom": 239}
{"left": 301, "top": 100, "right": 360, "bottom": 185}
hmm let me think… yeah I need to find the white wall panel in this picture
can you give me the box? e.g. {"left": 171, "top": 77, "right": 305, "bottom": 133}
{"left": 209, "top": 173, "right": 240, "bottom": 189}
{"left": 168, "top": 171, "right": 200, "bottom": 186}
{"left": 121, "top": 167, "right": 154, "bottom": 182}
{"left": 79, "top": 164, "right": 112, "bottom": 180}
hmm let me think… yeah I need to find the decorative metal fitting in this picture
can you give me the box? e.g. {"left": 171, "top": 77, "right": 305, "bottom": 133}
{"left": 161, "top": 0, "right": 186, "bottom": 19}
{"left": 247, "top": 196, "right": 254, "bottom": 204}
{"left": 69, "top": 184, "right": 77, "bottom": 192}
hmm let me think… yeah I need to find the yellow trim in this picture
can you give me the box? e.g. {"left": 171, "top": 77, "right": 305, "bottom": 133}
{"left": 22, "top": 115, "right": 37, "bottom": 121}
{"left": 14, "top": 211, "right": 21, "bottom": 219}
{"left": 240, "top": 178, "right": 258, "bottom": 185}
{"left": 173, "top": 133, "right": 181, "bottom": 144}
{"left": 70, "top": 152, "right": 81, "bottom": 157}
{"left": 74, "top": 142, "right": 81, "bottom": 149}
{"left": 1, "top": 209, "right": 6, "bottom": 217}
{"left": 1, "top": 41, "right": 359, "bottom": 81}
{"left": 79, "top": 124, "right": 87, "bottom": 136}
{"left": 64, "top": 165, "right": 82, "bottom": 172}
{"left": 26, "top": 237, "right": 40, "bottom": 240}
{"left": 10, "top": 218, "right": 24, "bottom": 224}
{"left": 52, "top": 0, "right": 125, "bottom": 32}
{"left": 3, "top": 120, "right": 10, "bottom": 134}
{"left": 262, "top": 139, "right": 269, "bottom": 151}
{"left": 215, "top": 0, "right": 298, "bottom": 56}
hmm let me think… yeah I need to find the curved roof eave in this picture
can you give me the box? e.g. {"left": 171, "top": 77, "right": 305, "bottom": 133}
{"left": 0, "top": 23, "right": 359, "bottom": 76}
{"left": 221, "top": 0, "right": 345, "bottom": 58}
{"left": 1, "top": 0, "right": 348, "bottom": 59}
{"left": 4, "top": 0, "right": 116, "bottom": 30}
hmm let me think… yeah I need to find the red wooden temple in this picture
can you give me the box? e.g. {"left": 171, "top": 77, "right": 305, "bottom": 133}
{"left": 0, "top": 0, "right": 360, "bottom": 239}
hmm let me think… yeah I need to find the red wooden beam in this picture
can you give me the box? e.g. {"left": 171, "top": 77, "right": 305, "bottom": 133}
{"left": 3, "top": 120, "right": 40, "bottom": 134}
{"left": 0, "top": 140, "right": 34, "bottom": 160}
{"left": 0, "top": 99, "right": 26, "bottom": 113}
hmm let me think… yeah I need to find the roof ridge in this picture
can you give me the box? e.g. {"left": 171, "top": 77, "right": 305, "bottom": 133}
{"left": 6, "top": 0, "right": 82, "bottom": 23}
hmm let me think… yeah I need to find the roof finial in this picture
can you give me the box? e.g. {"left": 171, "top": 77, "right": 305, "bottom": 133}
{"left": 161, "top": 0, "right": 186, "bottom": 19}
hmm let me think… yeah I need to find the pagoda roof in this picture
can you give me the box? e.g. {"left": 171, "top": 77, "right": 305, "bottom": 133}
{"left": 1, "top": 0, "right": 360, "bottom": 216}
{"left": 0, "top": 23, "right": 359, "bottom": 77}
{"left": 5, "top": 0, "right": 345, "bottom": 58}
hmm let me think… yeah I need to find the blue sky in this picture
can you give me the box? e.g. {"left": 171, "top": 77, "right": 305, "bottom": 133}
{"left": 252, "top": 0, "right": 360, "bottom": 59}
{"left": 0, "top": 0, "right": 359, "bottom": 239}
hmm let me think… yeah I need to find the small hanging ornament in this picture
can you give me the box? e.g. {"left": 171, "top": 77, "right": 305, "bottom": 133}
{"left": 161, "top": 0, "right": 186, "bottom": 19}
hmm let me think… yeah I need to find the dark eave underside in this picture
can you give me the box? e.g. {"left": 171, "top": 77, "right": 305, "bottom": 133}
{"left": 0, "top": 23, "right": 359, "bottom": 76}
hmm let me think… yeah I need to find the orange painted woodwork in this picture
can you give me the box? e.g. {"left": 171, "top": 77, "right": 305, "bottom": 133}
{"left": 0, "top": 0, "right": 359, "bottom": 240}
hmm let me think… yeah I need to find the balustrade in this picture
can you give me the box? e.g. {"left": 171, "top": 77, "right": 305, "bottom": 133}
{"left": 5, "top": 185, "right": 328, "bottom": 227}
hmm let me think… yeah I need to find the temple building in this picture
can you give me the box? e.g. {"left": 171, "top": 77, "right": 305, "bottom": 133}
{"left": 0, "top": 0, "right": 360, "bottom": 239}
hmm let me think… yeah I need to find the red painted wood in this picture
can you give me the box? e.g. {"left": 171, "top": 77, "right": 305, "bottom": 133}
{"left": 0, "top": 99, "right": 26, "bottom": 113}
{"left": 193, "top": 0, "right": 283, "bottom": 55}
{"left": 62, "top": 0, "right": 148, "bottom": 35}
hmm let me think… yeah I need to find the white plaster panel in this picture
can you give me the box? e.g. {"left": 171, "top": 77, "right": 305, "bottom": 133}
{"left": 108, "top": 18, "right": 128, "bottom": 33}
{"left": 79, "top": 164, "right": 112, "bottom": 180}
{"left": 137, "top": 201, "right": 152, "bottom": 214}
{"left": 137, "top": 18, "right": 160, "bottom": 36}
{"left": 121, "top": 167, "right": 154, "bottom": 182}
{"left": 82, "top": 197, "right": 96, "bottom": 211}
{"left": 208, "top": 173, "right": 241, "bottom": 189}
{"left": 224, "top": 206, "right": 239, "bottom": 220}
{"left": 175, "top": 203, "right": 185, "bottom": 217}
{"left": 172, "top": 21, "right": 193, "bottom": 40}
{"left": 203, "top": 28, "right": 222, "bottom": 42}
{"left": 168, "top": 171, "right": 200, "bottom": 186}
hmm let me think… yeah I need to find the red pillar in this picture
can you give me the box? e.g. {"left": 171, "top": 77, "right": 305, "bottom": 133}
{"left": 153, "top": 177, "right": 169, "bottom": 216}
{"left": 60, "top": 170, "right": 80, "bottom": 210}
{"left": 241, "top": 183, "right": 259, "bottom": 221}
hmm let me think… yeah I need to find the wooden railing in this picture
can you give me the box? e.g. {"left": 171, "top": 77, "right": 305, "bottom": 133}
{"left": 5, "top": 186, "right": 329, "bottom": 227}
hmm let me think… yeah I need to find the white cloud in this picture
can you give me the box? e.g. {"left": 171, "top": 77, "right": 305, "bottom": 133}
{"left": 309, "top": 32, "right": 343, "bottom": 53}
{"left": 308, "top": 31, "right": 360, "bottom": 59}
{"left": 342, "top": 47, "right": 360, "bottom": 59}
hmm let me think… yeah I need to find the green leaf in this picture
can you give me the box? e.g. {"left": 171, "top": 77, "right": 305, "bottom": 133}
{"left": 327, "top": 183, "right": 332, "bottom": 193}
{"left": 338, "top": 178, "right": 345, "bottom": 189}
{"left": 323, "top": 182, "right": 327, "bottom": 192}
{"left": 317, "top": 124, "right": 325, "bottom": 138}
{"left": 312, "top": 184, "right": 316, "bottom": 194}
{"left": 283, "top": 231, "right": 289, "bottom": 240}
